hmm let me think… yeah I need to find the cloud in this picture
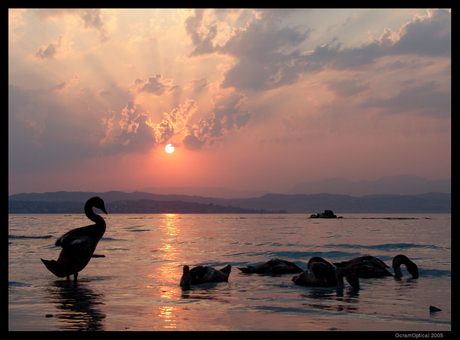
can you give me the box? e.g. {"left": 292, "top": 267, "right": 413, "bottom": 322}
{"left": 34, "top": 9, "right": 110, "bottom": 42}
{"left": 136, "top": 74, "right": 179, "bottom": 96}
{"left": 182, "top": 133, "right": 205, "bottom": 150}
{"left": 96, "top": 89, "right": 111, "bottom": 97}
{"left": 100, "top": 99, "right": 198, "bottom": 155}
{"left": 185, "top": 10, "right": 220, "bottom": 57}
{"left": 80, "top": 9, "right": 110, "bottom": 42}
{"left": 34, "top": 34, "right": 72, "bottom": 60}
{"left": 304, "top": 9, "right": 451, "bottom": 71}
{"left": 39, "top": 101, "right": 105, "bottom": 158}
{"left": 392, "top": 9, "right": 451, "bottom": 57}
{"left": 182, "top": 91, "right": 252, "bottom": 149}
{"left": 325, "top": 78, "right": 370, "bottom": 97}
{"left": 215, "top": 8, "right": 450, "bottom": 83}
{"left": 51, "top": 74, "right": 80, "bottom": 92}
{"left": 375, "top": 59, "right": 436, "bottom": 72}
{"left": 156, "top": 99, "right": 198, "bottom": 144}
{"left": 185, "top": 9, "right": 310, "bottom": 92}
{"left": 186, "top": 78, "right": 210, "bottom": 93}
{"left": 9, "top": 84, "right": 108, "bottom": 172}
{"left": 361, "top": 80, "right": 451, "bottom": 118}
{"left": 104, "top": 101, "right": 156, "bottom": 154}
{"left": 184, "top": 9, "right": 204, "bottom": 45}
{"left": 184, "top": 9, "right": 449, "bottom": 92}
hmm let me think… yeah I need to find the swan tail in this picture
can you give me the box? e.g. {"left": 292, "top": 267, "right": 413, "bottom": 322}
{"left": 220, "top": 264, "right": 231, "bottom": 274}
{"left": 41, "top": 258, "right": 67, "bottom": 277}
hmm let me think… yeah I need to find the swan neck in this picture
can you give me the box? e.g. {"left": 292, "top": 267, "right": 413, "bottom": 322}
{"left": 85, "top": 203, "right": 105, "bottom": 225}
{"left": 336, "top": 269, "right": 359, "bottom": 290}
{"left": 394, "top": 264, "right": 403, "bottom": 278}
{"left": 336, "top": 275, "right": 345, "bottom": 289}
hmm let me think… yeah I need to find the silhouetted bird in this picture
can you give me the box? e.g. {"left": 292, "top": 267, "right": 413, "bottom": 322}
{"left": 41, "top": 197, "right": 107, "bottom": 282}
{"left": 238, "top": 258, "right": 303, "bottom": 274}
{"left": 333, "top": 255, "right": 393, "bottom": 278}
{"left": 392, "top": 254, "right": 419, "bottom": 278}
{"left": 292, "top": 257, "right": 359, "bottom": 290}
{"left": 333, "top": 254, "right": 419, "bottom": 278}
{"left": 180, "top": 264, "right": 231, "bottom": 287}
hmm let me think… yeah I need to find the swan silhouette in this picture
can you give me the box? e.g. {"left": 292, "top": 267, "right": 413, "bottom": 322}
{"left": 333, "top": 254, "right": 419, "bottom": 278}
{"left": 333, "top": 255, "right": 392, "bottom": 278}
{"left": 180, "top": 264, "right": 231, "bottom": 287}
{"left": 292, "top": 257, "right": 359, "bottom": 290}
{"left": 237, "top": 258, "right": 303, "bottom": 274}
{"left": 392, "top": 254, "right": 419, "bottom": 278}
{"left": 41, "top": 197, "right": 107, "bottom": 282}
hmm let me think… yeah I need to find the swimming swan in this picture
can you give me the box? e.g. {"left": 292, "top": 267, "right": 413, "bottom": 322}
{"left": 180, "top": 264, "right": 231, "bottom": 287}
{"left": 41, "top": 197, "right": 107, "bottom": 282}
{"left": 333, "top": 254, "right": 419, "bottom": 278}
{"left": 392, "top": 254, "right": 419, "bottom": 278}
{"left": 237, "top": 258, "right": 303, "bottom": 274}
{"left": 292, "top": 257, "right": 359, "bottom": 290}
{"left": 333, "top": 255, "right": 392, "bottom": 278}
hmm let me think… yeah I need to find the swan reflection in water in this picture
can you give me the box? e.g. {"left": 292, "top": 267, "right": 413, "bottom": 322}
{"left": 45, "top": 280, "right": 105, "bottom": 331}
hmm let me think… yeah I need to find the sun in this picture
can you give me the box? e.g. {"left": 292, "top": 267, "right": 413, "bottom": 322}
{"left": 165, "top": 144, "right": 175, "bottom": 153}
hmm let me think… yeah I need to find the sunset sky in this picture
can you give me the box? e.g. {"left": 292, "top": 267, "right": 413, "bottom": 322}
{"left": 8, "top": 9, "right": 451, "bottom": 195}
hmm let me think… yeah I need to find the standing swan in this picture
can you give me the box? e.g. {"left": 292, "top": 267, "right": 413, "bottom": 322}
{"left": 41, "top": 197, "right": 107, "bottom": 282}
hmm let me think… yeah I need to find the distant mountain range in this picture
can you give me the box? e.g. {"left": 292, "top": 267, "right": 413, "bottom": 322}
{"left": 137, "top": 186, "right": 269, "bottom": 199}
{"left": 8, "top": 198, "right": 281, "bottom": 214}
{"left": 8, "top": 176, "right": 451, "bottom": 214}
{"left": 129, "top": 175, "right": 449, "bottom": 197}
{"left": 287, "top": 175, "right": 451, "bottom": 196}
{"left": 9, "top": 191, "right": 450, "bottom": 214}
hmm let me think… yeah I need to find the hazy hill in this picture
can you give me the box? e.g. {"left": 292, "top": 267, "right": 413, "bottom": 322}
{"left": 138, "top": 186, "right": 270, "bottom": 199}
{"left": 8, "top": 199, "right": 279, "bottom": 214}
{"left": 287, "top": 175, "right": 451, "bottom": 196}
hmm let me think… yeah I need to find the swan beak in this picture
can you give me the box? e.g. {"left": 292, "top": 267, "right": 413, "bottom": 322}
{"left": 101, "top": 207, "right": 108, "bottom": 215}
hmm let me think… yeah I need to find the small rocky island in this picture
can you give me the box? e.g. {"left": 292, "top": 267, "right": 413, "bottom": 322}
{"left": 309, "top": 210, "right": 343, "bottom": 219}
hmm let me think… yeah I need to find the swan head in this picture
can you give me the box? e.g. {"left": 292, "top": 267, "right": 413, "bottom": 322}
{"left": 393, "top": 254, "right": 419, "bottom": 278}
{"left": 183, "top": 265, "right": 190, "bottom": 274}
{"left": 87, "top": 196, "right": 108, "bottom": 215}
{"left": 180, "top": 265, "right": 192, "bottom": 287}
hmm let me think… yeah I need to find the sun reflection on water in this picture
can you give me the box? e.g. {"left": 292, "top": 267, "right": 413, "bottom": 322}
{"left": 158, "top": 305, "right": 178, "bottom": 329}
{"left": 152, "top": 214, "right": 183, "bottom": 329}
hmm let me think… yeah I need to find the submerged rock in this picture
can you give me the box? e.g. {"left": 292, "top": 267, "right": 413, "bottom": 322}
{"left": 430, "top": 305, "right": 442, "bottom": 313}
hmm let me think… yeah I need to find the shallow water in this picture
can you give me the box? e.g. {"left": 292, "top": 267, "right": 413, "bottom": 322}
{"left": 9, "top": 213, "right": 451, "bottom": 331}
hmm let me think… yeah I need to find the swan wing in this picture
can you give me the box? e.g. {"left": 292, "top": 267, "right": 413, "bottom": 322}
{"left": 55, "top": 225, "right": 100, "bottom": 248}
{"left": 189, "top": 266, "right": 208, "bottom": 284}
{"left": 310, "top": 262, "right": 336, "bottom": 285}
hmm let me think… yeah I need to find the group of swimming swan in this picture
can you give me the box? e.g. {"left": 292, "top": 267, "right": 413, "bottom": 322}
{"left": 41, "top": 197, "right": 419, "bottom": 290}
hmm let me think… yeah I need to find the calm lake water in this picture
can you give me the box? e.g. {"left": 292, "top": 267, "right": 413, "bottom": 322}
{"left": 9, "top": 213, "right": 451, "bottom": 331}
